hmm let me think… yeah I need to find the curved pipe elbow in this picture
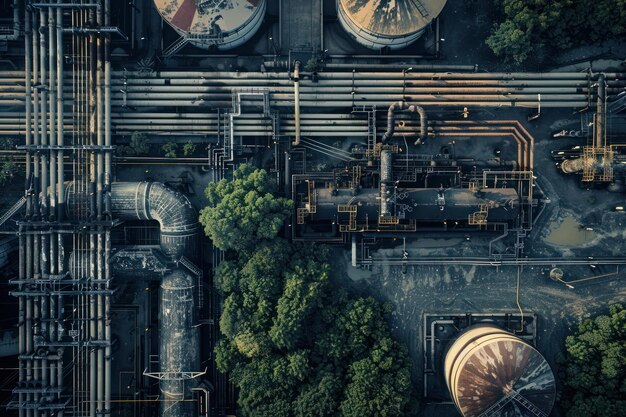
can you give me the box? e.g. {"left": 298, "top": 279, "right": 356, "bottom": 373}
{"left": 110, "top": 182, "right": 199, "bottom": 259}
{"left": 381, "top": 101, "right": 428, "bottom": 145}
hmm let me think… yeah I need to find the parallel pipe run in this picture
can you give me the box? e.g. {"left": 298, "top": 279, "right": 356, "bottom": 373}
{"left": 381, "top": 101, "right": 428, "bottom": 144}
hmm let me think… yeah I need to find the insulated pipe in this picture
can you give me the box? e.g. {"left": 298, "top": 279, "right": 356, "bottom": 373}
{"left": 381, "top": 101, "right": 428, "bottom": 144}
{"left": 49, "top": 9, "right": 56, "bottom": 219}
{"left": 160, "top": 269, "right": 199, "bottom": 417}
{"left": 57, "top": 7, "right": 64, "bottom": 220}
{"left": 293, "top": 61, "right": 301, "bottom": 146}
{"left": 65, "top": 182, "right": 199, "bottom": 259}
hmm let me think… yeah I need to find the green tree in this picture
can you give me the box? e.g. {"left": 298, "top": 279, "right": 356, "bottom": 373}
{"left": 129, "top": 132, "right": 150, "bottom": 155}
{"left": 199, "top": 164, "right": 293, "bottom": 252}
{"left": 183, "top": 140, "right": 196, "bottom": 157}
{"left": 0, "top": 160, "right": 18, "bottom": 187}
{"left": 486, "top": 0, "right": 626, "bottom": 65}
{"left": 560, "top": 304, "right": 626, "bottom": 417}
{"left": 162, "top": 142, "right": 177, "bottom": 158}
{"left": 203, "top": 164, "right": 412, "bottom": 417}
{"left": 340, "top": 337, "right": 411, "bottom": 417}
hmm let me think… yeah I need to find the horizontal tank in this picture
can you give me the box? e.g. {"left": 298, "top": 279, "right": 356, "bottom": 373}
{"left": 444, "top": 325, "right": 556, "bottom": 417}
{"left": 160, "top": 269, "right": 199, "bottom": 417}
{"left": 337, "top": 0, "right": 447, "bottom": 50}
{"left": 154, "top": 0, "right": 266, "bottom": 50}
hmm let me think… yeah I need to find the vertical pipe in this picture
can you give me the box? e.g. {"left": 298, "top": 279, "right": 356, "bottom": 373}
{"left": 21, "top": 5, "right": 32, "bottom": 415}
{"left": 104, "top": 3, "right": 112, "bottom": 413}
{"left": 40, "top": 8, "right": 48, "bottom": 219}
{"left": 293, "top": 61, "right": 301, "bottom": 146}
{"left": 49, "top": 8, "right": 57, "bottom": 219}
{"left": 57, "top": 7, "right": 64, "bottom": 221}
{"left": 32, "top": 10, "right": 39, "bottom": 222}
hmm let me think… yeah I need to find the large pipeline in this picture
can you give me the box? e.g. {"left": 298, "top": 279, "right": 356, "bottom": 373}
{"left": 381, "top": 101, "right": 427, "bottom": 144}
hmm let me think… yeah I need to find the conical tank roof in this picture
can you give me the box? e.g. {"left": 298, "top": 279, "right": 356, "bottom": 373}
{"left": 338, "top": 0, "right": 447, "bottom": 36}
{"left": 155, "top": 0, "right": 262, "bottom": 35}
{"left": 445, "top": 326, "right": 556, "bottom": 417}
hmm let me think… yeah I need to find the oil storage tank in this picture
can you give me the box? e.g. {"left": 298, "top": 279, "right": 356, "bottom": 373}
{"left": 336, "top": 0, "right": 447, "bottom": 50}
{"left": 154, "top": 0, "right": 266, "bottom": 50}
{"left": 444, "top": 325, "right": 556, "bottom": 417}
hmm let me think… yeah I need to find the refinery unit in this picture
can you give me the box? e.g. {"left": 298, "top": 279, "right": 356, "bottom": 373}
{"left": 0, "top": 1, "right": 624, "bottom": 417}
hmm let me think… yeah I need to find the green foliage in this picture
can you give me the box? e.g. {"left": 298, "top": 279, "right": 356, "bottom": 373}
{"left": 486, "top": 0, "right": 626, "bottom": 64}
{"left": 0, "top": 160, "right": 19, "bottom": 187}
{"left": 304, "top": 58, "right": 321, "bottom": 73}
{"left": 202, "top": 164, "right": 412, "bottom": 416}
{"left": 129, "top": 132, "right": 150, "bottom": 155}
{"left": 162, "top": 142, "right": 177, "bottom": 158}
{"left": 199, "top": 164, "right": 293, "bottom": 252}
{"left": 183, "top": 140, "right": 196, "bottom": 157}
{"left": 117, "top": 132, "right": 150, "bottom": 156}
{"left": 560, "top": 304, "right": 626, "bottom": 417}
{"left": 213, "top": 242, "right": 411, "bottom": 416}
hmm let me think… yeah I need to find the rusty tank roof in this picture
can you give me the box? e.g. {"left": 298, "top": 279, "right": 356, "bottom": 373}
{"left": 338, "top": 0, "right": 447, "bottom": 37}
{"left": 446, "top": 327, "right": 556, "bottom": 417}
{"left": 154, "top": 0, "right": 262, "bottom": 35}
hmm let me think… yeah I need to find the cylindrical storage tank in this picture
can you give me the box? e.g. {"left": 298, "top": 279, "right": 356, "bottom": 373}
{"left": 160, "top": 269, "right": 199, "bottom": 417}
{"left": 336, "top": 0, "right": 447, "bottom": 50}
{"left": 153, "top": 0, "right": 266, "bottom": 50}
{"left": 444, "top": 325, "right": 556, "bottom": 417}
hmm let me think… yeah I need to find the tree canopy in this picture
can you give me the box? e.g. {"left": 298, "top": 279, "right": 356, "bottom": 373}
{"left": 560, "top": 304, "right": 626, "bottom": 417}
{"left": 204, "top": 165, "right": 411, "bottom": 416}
{"left": 199, "top": 164, "right": 293, "bottom": 252}
{"left": 486, "top": 0, "right": 626, "bottom": 64}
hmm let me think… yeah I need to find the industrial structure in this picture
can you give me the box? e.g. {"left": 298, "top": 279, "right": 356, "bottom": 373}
{"left": 444, "top": 325, "right": 556, "bottom": 417}
{"left": 0, "top": 0, "right": 623, "bottom": 416}
{"left": 155, "top": 0, "right": 266, "bottom": 53}
{"left": 337, "top": 0, "right": 448, "bottom": 50}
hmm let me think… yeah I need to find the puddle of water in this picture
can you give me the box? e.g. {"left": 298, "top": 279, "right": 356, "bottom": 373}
{"left": 545, "top": 216, "right": 597, "bottom": 246}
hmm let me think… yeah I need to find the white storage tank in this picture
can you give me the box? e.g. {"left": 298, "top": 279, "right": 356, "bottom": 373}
{"left": 154, "top": 0, "right": 266, "bottom": 50}
{"left": 444, "top": 325, "right": 556, "bottom": 417}
{"left": 336, "top": 0, "right": 447, "bottom": 50}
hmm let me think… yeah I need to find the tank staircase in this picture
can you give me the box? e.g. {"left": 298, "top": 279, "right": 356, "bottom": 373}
{"left": 0, "top": 196, "right": 26, "bottom": 231}
{"left": 480, "top": 389, "right": 548, "bottom": 417}
{"left": 412, "top": 0, "right": 430, "bottom": 18}
{"left": 162, "top": 36, "right": 188, "bottom": 58}
{"left": 178, "top": 255, "right": 204, "bottom": 308}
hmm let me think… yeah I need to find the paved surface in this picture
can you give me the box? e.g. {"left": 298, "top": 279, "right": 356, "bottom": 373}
{"left": 281, "top": 0, "right": 322, "bottom": 52}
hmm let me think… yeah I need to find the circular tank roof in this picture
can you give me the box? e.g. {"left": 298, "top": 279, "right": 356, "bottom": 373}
{"left": 446, "top": 327, "right": 556, "bottom": 417}
{"left": 154, "top": 0, "right": 262, "bottom": 35}
{"left": 338, "top": 0, "right": 447, "bottom": 37}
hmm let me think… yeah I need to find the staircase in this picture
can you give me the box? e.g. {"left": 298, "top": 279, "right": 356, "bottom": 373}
{"left": 0, "top": 197, "right": 26, "bottom": 228}
{"left": 163, "top": 36, "right": 188, "bottom": 58}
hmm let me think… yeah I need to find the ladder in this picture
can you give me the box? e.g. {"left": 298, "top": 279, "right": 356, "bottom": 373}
{"left": 0, "top": 196, "right": 26, "bottom": 228}
{"left": 178, "top": 256, "right": 203, "bottom": 309}
{"left": 480, "top": 389, "right": 547, "bottom": 417}
{"left": 163, "top": 36, "right": 188, "bottom": 58}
